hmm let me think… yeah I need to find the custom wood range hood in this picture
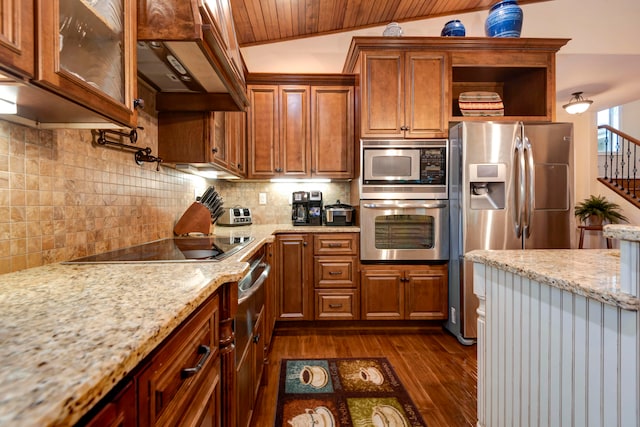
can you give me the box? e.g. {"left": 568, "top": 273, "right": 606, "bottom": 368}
{"left": 137, "top": 0, "right": 249, "bottom": 112}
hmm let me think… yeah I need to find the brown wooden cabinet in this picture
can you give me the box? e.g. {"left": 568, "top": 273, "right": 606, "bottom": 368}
{"left": 158, "top": 111, "right": 246, "bottom": 177}
{"left": 360, "top": 50, "right": 448, "bottom": 138}
{"left": 84, "top": 380, "right": 136, "bottom": 427}
{"left": 275, "top": 234, "right": 313, "bottom": 320}
{"left": 36, "top": 0, "right": 138, "bottom": 127}
{"left": 138, "top": 293, "right": 220, "bottom": 426}
{"left": 247, "top": 84, "right": 310, "bottom": 179}
{"left": 247, "top": 77, "right": 355, "bottom": 179}
{"left": 0, "top": 0, "right": 34, "bottom": 78}
{"left": 311, "top": 86, "right": 354, "bottom": 178}
{"left": 313, "top": 233, "right": 359, "bottom": 320}
{"left": 360, "top": 264, "right": 448, "bottom": 321}
{"left": 344, "top": 37, "right": 569, "bottom": 127}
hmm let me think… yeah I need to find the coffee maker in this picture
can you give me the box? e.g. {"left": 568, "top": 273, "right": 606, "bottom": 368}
{"left": 292, "top": 191, "right": 323, "bottom": 225}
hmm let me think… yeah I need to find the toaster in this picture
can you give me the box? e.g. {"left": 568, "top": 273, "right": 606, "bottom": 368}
{"left": 216, "top": 207, "right": 252, "bottom": 226}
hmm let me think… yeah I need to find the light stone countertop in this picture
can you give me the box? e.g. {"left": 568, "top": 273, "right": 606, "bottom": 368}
{"left": 0, "top": 224, "right": 359, "bottom": 426}
{"left": 465, "top": 249, "right": 639, "bottom": 310}
{"left": 603, "top": 224, "right": 640, "bottom": 242}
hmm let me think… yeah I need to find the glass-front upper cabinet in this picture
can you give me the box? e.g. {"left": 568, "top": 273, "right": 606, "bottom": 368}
{"left": 35, "top": 0, "right": 137, "bottom": 127}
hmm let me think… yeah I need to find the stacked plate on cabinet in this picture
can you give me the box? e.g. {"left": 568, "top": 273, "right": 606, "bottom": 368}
{"left": 458, "top": 91, "right": 504, "bottom": 117}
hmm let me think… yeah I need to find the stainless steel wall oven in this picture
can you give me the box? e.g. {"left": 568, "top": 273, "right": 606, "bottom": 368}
{"left": 359, "top": 200, "right": 449, "bottom": 261}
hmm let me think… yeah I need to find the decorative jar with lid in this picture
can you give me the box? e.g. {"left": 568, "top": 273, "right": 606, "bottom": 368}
{"left": 441, "top": 20, "right": 466, "bottom": 37}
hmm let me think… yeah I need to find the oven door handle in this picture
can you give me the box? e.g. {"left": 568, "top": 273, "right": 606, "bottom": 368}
{"left": 362, "top": 202, "right": 448, "bottom": 209}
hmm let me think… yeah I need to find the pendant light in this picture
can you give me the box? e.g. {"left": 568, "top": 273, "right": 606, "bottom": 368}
{"left": 562, "top": 91, "right": 593, "bottom": 114}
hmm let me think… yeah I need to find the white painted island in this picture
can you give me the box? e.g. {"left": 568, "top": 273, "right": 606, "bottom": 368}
{"left": 467, "top": 225, "right": 640, "bottom": 427}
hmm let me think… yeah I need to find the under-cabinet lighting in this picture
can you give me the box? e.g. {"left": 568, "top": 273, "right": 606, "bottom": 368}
{"left": 270, "top": 178, "right": 331, "bottom": 183}
{"left": 0, "top": 98, "right": 16, "bottom": 114}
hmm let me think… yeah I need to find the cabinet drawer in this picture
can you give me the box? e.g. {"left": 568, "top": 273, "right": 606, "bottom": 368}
{"left": 314, "top": 256, "right": 358, "bottom": 288}
{"left": 138, "top": 294, "right": 219, "bottom": 427}
{"left": 314, "top": 233, "right": 358, "bottom": 255}
{"left": 315, "top": 290, "right": 359, "bottom": 320}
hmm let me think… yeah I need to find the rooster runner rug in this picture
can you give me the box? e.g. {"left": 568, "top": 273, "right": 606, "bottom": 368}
{"left": 275, "top": 357, "right": 427, "bottom": 426}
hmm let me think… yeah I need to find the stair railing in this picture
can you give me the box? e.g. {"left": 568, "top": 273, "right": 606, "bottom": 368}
{"left": 598, "top": 124, "right": 640, "bottom": 204}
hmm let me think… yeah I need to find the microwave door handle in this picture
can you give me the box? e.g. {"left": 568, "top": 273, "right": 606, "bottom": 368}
{"left": 362, "top": 202, "right": 448, "bottom": 209}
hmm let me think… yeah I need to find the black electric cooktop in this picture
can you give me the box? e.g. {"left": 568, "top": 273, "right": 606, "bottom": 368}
{"left": 63, "top": 236, "right": 254, "bottom": 264}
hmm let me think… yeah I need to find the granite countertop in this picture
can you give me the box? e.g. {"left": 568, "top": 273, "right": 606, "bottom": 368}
{"left": 0, "top": 224, "right": 359, "bottom": 426}
{"left": 465, "top": 249, "right": 639, "bottom": 310}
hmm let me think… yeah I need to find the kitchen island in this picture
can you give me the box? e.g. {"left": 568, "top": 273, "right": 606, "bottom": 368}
{"left": 467, "top": 225, "right": 640, "bottom": 427}
{"left": 0, "top": 224, "right": 358, "bottom": 426}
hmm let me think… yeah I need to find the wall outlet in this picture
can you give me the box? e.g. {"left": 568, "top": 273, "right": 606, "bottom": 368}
{"left": 450, "top": 307, "right": 456, "bottom": 324}
{"left": 259, "top": 192, "right": 267, "bottom": 205}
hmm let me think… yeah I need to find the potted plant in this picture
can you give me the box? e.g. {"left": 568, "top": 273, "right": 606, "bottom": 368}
{"left": 574, "top": 195, "right": 628, "bottom": 226}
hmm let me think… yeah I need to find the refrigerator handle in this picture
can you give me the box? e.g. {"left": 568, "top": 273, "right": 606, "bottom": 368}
{"left": 513, "top": 136, "right": 524, "bottom": 238}
{"left": 523, "top": 136, "right": 535, "bottom": 238}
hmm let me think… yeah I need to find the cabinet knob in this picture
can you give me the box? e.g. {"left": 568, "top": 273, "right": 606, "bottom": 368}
{"left": 211, "top": 147, "right": 219, "bottom": 154}
{"left": 275, "top": 167, "right": 283, "bottom": 172}
{"left": 303, "top": 241, "right": 308, "bottom": 246}
{"left": 237, "top": 163, "right": 242, "bottom": 169}
{"left": 400, "top": 125, "right": 409, "bottom": 131}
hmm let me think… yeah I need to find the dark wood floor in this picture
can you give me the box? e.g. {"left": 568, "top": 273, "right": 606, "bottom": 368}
{"left": 250, "top": 324, "right": 478, "bottom": 426}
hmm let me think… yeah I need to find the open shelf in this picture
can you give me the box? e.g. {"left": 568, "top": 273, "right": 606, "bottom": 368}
{"left": 451, "top": 66, "right": 548, "bottom": 119}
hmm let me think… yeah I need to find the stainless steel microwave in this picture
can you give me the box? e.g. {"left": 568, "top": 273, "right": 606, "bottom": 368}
{"left": 360, "top": 139, "right": 448, "bottom": 199}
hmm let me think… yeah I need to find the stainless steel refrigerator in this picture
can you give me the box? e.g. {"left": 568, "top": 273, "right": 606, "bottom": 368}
{"left": 447, "top": 121, "right": 573, "bottom": 343}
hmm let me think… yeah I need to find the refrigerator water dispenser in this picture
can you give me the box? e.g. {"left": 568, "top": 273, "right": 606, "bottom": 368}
{"left": 469, "top": 163, "right": 507, "bottom": 210}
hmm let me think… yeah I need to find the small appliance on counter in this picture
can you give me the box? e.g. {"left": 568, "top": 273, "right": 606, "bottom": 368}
{"left": 216, "top": 207, "right": 252, "bottom": 226}
{"left": 323, "top": 200, "right": 355, "bottom": 226}
{"left": 292, "top": 191, "right": 323, "bottom": 225}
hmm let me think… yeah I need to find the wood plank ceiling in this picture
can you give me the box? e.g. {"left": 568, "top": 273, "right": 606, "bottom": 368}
{"left": 229, "top": 0, "right": 550, "bottom": 46}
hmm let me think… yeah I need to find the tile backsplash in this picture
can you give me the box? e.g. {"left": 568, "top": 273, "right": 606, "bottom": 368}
{"left": 214, "top": 181, "right": 351, "bottom": 225}
{"left": 0, "top": 113, "right": 353, "bottom": 274}
{"left": 0, "top": 113, "right": 203, "bottom": 274}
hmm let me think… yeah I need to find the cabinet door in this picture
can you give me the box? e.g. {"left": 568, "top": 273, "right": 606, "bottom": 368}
{"left": 360, "top": 267, "right": 403, "bottom": 320}
{"left": 211, "top": 112, "right": 228, "bottom": 169}
{"left": 404, "top": 52, "right": 449, "bottom": 138}
{"left": 276, "top": 234, "right": 313, "bottom": 320}
{"left": 85, "top": 380, "right": 136, "bottom": 427}
{"left": 361, "top": 51, "right": 404, "bottom": 138}
{"left": 226, "top": 111, "right": 246, "bottom": 176}
{"left": 0, "top": 0, "right": 34, "bottom": 78}
{"left": 311, "top": 86, "right": 354, "bottom": 178}
{"left": 158, "top": 112, "right": 213, "bottom": 164}
{"left": 37, "top": 0, "right": 137, "bottom": 127}
{"left": 279, "top": 85, "right": 310, "bottom": 177}
{"left": 247, "top": 85, "right": 279, "bottom": 178}
{"left": 405, "top": 266, "right": 448, "bottom": 320}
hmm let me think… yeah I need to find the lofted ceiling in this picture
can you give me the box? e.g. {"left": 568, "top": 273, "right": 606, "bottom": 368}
{"left": 229, "top": 0, "right": 550, "bottom": 46}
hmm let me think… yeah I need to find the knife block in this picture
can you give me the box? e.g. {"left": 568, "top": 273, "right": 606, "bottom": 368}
{"left": 173, "top": 203, "right": 212, "bottom": 235}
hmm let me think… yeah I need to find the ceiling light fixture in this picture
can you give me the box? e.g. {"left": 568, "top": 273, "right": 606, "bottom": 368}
{"left": 562, "top": 91, "right": 593, "bottom": 114}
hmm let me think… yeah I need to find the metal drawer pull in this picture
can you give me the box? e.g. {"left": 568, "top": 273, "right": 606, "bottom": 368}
{"left": 328, "top": 243, "right": 342, "bottom": 248}
{"left": 253, "top": 333, "right": 261, "bottom": 344}
{"left": 181, "top": 344, "right": 211, "bottom": 379}
{"left": 329, "top": 304, "right": 343, "bottom": 309}
{"left": 329, "top": 271, "right": 342, "bottom": 275}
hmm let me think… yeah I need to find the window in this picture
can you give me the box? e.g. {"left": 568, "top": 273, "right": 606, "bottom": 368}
{"left": 597, "top": 106, "right": 620, "bottom": 152}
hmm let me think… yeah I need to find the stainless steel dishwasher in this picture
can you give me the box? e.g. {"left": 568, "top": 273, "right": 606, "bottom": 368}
{"left": 235, "top": 245, "right": 270, "bottom": 427}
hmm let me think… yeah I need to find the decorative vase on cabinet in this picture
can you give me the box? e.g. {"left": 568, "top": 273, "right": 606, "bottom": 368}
{"left": 485, "top": 0, "right": 523, "bottom": 38}
{"left": 441, "top": 20, "right": 466, "bottom": 37}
